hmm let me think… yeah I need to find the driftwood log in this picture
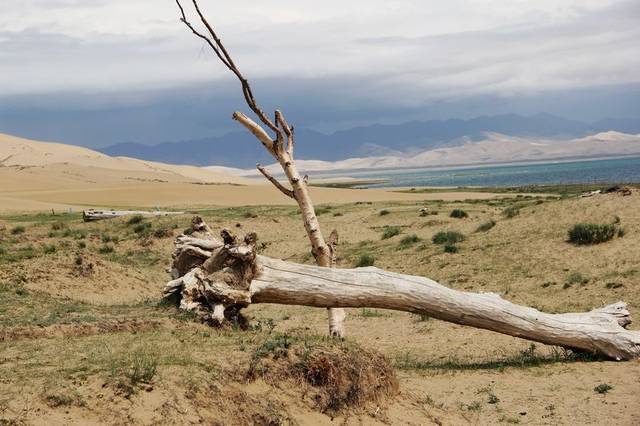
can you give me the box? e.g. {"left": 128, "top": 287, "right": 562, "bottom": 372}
{"left": 165, "top": 217, "right": 640, "bottom": 361}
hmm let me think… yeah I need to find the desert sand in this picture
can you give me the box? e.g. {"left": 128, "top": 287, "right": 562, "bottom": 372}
{"left": 0, "top": 133, "right": 508, "bottom": 212}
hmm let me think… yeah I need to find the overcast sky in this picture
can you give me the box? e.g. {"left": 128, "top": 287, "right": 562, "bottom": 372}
{"left": 1, "top": 0, "right": 639, "bottom": 146}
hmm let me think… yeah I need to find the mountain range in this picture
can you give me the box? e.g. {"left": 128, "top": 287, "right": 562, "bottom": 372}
{"left": 99, "top": 114, "right": 640, "bottom": 168}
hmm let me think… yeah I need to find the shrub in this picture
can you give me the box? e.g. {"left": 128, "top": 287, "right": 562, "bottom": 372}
{"left": 563, "top": 272, "right": 589, "bottom": 289}
{"left": 77, "top": 241, "right": 87, "bottom": 249}
{"left": 432, "top": 231, "right": 465, "bottom": 245}
{"left": 125, "top": 350, "right": 158, "bottom": 384}
{"left": 11, "top": 226, "right": 25, "bottom": 235}
{"left": 381, "top": 226, "right": 401, "bottom": 240}
{"left": 243, "top": 211, "right": 258, "bottom": 218}
{"left": 51, "top": 221, "right": 66, "bottom": 231}
{"left": 617, "top": 227, "right": 626, "bottom": 238}
{"left": 502, "top": 206, "right": 520, "bottom": 218}
{"left": 153, "top": 228, "right": 173, "bottom": 239}
{"left": 101, "top": 233, "right": 112, "bottom": 243}
{"left": 568, "top": 223, "right": 616, "bottom": 245}
{"left": 450, "top": 209, "right": 468, "bottom": 219}
{"left": 355, "top": 254, "right": 375, "bottom": 267}
{"left": 98, "top": 245, "right": 114, "bottom": 254}
{"left": 475, "top": 220, "right": 496, "bottom": 232}
{"left": 133, "top": 222, "right": 152, "bottom": 234}
{"left": 443, "top": 244, "right": 459, "bottom": 253}
{"left": 42, "top": 244, "right": 57, "bottom": 255}
{"left": 594, "top": 383, "right": 612, "bottom": 394}
{"left": 127, "top": 215, "right": 144, "bottom": 225}
{"left": 399, "top": 234, "right": 420, "bottom": 248}
{"left": 379, "top": 209, "right": 390, "bottom": 216}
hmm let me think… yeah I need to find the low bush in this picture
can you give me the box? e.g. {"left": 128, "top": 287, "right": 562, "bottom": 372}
{"left": 127, "top": 215, "right": 144, "bottom": 225}
{"left": 42, "top": 244, "right": 57, "bottom": 255}
{"left": 381, "top": 226, "right": 401, "bottom": 240}
{"left": 11, "top": 226, "right": 25, "bottom": 235}
{"left": 502, "top": 206, "right": 520, "bottom": 218}
{"left": 432, "top": 231, "right": 465, "bottom": 245}
{"left": 444, "top": 244, "right": 459, "bottom": 253}
{"left": 133, "top": 222, "right": 152, "bottom": 234}
{"left": 450, "top": 209, "right": 468, "bottom": 219}
{"left": 568, "top": 223, "right": 616, "bottom": 245}
{"left": 98, "top": 245, "right": 115, "bottom": 254}
{"left": 354, "top": 254, "right": 375, "bottom": 267}
{"left": 379, "top": 209, "right": 390, "bottom": 216}
{"left": 399, "top": 234, "right": 420, "bottom": 248}
{"left": 475, "top": 220, "right": 496, "bottom": 232}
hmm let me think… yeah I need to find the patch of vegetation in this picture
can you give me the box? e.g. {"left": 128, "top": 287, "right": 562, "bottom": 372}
{"left": 315, "top": 205, "right": 332, "bottom": 215}
{"left": 563, "top": 272, "right": 589, "bottom": 289}
{"left": 617, "top": 227, "right": 626, "bottom": 238}
{"left": 502, "top": 206, "right": 520, "bottom": 218}
{"left": 133, "top": 222, "right": 152, "bottom": 234}
{"left": 50, "top": 221, "right": 67, "bottom": 231}
{"left": 42, "top": 244, "right": 57, "bottom": 255}
{"left": 247, "top": 332, "right": 398, "bottom": 413}
{"left": 443, "top": 244, "right": 459, "bottom": 254}
{"left": 594, "top": 383, "right": 613, "bottom": 394}
{"left": 153, "top": 227, "right": 173, "bottom": 239}
{"left": 354, "top": 254, "right": 375, "bottom": 268}
{"left": 360, "top": 308, "right": 390, "bottom": 318}
{"left": 379, "top": 209, "right": 390, "bottom": 216}
{"left": 98, "top": 245, "right": 115, "bottom": 254}
{"left": 44, "top": 393, "right": 75, "bottom": 407}
{"left": 381, "top": 226, "right": 401, "bottom": 240}
{"left": 242, "top": 211, "right": 258, "bottom": 218}
{"left": 399, "top": 234, "right": 420, "bottom": 248}
{"left": 568, "top": 223, "right": 616, "bottom": 245}
{"left": 476, "top": 219, "right": 496, "bottom": 232}
{"left": 450, "top": 209, "right": 468, "bottom": 219}
{"left": 432, "top": 231, "right": 465, "bottom": 245}
{"left": 127, "top": 215, "right": 145, "bottom": 225}
{"left": 11, "top": 225, "right": 26, "bottom": 235}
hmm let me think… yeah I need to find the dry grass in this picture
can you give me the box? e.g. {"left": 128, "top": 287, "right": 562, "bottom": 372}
{"left": 1, "top": 189, "right": 639, "bottom": 424}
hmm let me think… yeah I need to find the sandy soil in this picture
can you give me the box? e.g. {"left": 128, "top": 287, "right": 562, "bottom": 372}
{"left": 1, "top": 190, "right": 639, "bottom": 425}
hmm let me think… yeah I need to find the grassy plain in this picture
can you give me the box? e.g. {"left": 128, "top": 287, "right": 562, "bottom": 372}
{"left": 1, "top": 189, "right": 639, "bottom": 425}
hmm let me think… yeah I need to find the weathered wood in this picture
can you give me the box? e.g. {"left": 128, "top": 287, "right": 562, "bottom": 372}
{"left": 164, "top": 228, "right": 640, "bottom": 361}
{"left": 250, "top": 256, "right": 639, "bottom": 360}
{"left": 177, "top": 0, "right": 346, "bottom": 336}
{"left": 82, "top": 209, "right": 183, "bottom": 222}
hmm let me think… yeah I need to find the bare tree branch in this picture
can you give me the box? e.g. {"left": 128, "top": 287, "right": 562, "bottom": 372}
{"left": 176, "top": 0, "right": 347, "bottom": 337}
{"left": 257, "top": 164, "right": 295, "bottom": 199}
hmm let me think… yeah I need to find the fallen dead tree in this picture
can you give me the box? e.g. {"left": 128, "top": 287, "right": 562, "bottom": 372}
{"left": 170, "top": 2, "right": 640, "bottom": 361}
{"left": 164, "top": 217, "right": 640, "bottom": 361}
{"left": 82, "top": 209, "right": 183, "bottom": 222}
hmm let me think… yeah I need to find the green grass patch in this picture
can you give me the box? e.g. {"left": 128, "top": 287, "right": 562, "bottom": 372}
{"left": 432, "top": 231, "right": 465, "bottom": 245}
{"left": 450, "top": 209, "right": 468, "bottom": 219}
{"left": 381, "top": 226, "right": 401, "bottom": 240}
{"left": 354, "top": 254, "right": 375, "bottom": 267}
{"left": 568, "top": 223, "right": 616, "bottom": 245}
{"left": 399, "top": 234, "right": 420, "bottom": 248}
{"left": 502, "top": 206, "right": 520, "bottom": 218}
{"left": 475, "top": 219, "right": 496, "bottom": 232}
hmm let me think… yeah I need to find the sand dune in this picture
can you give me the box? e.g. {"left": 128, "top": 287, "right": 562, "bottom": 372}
{"left": 238, "top": 131, "right": 640, "bottom": 175}
{"left": 2, "top": 132, "right": 492, "bottom": 212}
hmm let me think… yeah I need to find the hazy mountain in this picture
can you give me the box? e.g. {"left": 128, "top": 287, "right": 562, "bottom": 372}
{"left": 239, "top": 131, "right": 640, "bottom": 176}
{"left": 99, "top": 114, "right": 639, "bottom": 167}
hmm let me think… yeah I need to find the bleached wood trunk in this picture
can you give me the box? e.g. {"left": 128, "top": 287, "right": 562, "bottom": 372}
{"left": 250, "top": 256, "right": 639, "bottom": 361}
{"left": 165, "top": 226, "right": 640, "bottom": 361}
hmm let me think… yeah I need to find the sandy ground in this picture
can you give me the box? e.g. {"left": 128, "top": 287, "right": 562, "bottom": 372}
{"left": 1, "top": 190, "right": 639, "bottom": 425}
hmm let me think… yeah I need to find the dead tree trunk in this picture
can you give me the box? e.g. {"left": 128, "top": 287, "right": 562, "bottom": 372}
{"left": 165, "top": 223, "right": 640, "bottom": 361}
{"left": 176, "top": 0, "right": 346, "bottom": 336}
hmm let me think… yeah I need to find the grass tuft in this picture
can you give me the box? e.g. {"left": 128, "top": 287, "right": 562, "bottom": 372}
{"left": 568, "top": 223, "right": 616, "bottom": 245}
{"left": 432, "top": 231, "right": 465, "bottom": 245}
{"left": 381, "top": 226, "right": 401, "bottom": 240}
{"left": 354, "top": 254, "right": 375, "bottom": 268}
{"left": 476, "top": 219, "right": 496, "bottom": 232}
{"left": 450, "top": 209, "right": 468, "bottom": 218}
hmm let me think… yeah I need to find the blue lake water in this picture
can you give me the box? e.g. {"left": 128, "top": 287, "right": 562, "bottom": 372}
{"left": 344, "top": 157, "right": 640, "bottom": 188}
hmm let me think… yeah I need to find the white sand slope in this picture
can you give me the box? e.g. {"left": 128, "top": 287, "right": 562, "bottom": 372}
{"left": 240, "top": 131, "right": 640, "bottom": 175}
